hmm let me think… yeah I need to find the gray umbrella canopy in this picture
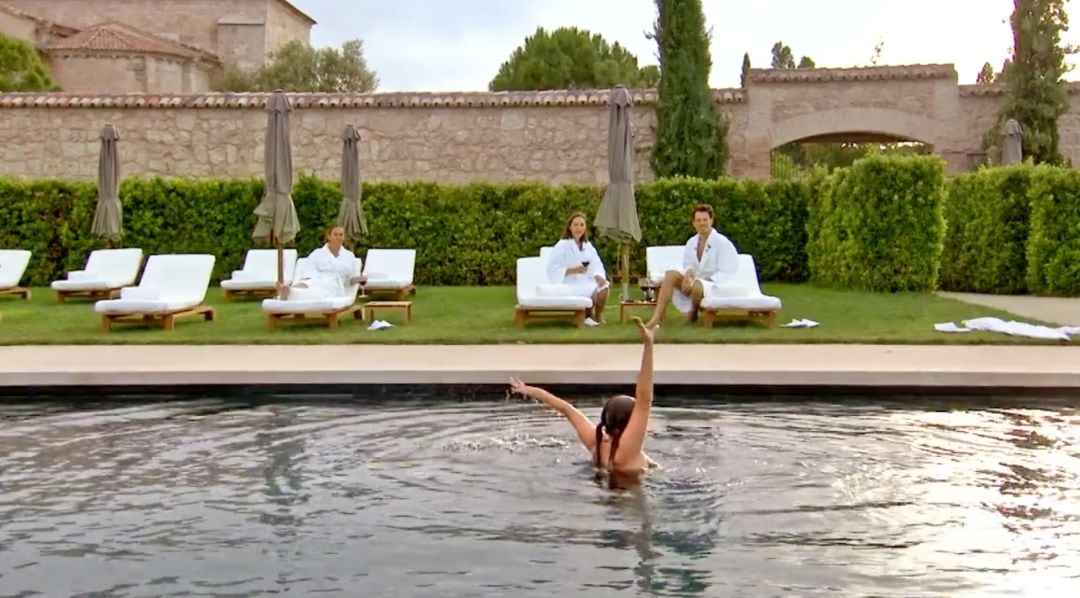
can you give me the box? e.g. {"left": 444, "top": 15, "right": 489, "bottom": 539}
{"left": 337, "top": 125, "right": 369, "bottom": 240}
{"left": 594, "top": 86, "right": 641, "bottom": 243}
{"left": 253, "top": 92, "right": 300, "bottom": 246}
{"left": 92, "top": 124, "right": 123, "bottom": 242}
{"left": 1001, "top": 118, "right": 1023, "bottom": 165}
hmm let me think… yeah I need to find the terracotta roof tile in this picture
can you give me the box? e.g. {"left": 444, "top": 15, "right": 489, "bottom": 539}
{"left": 749, "top": 64, "right": 956, "bottom": 84}
{"left": 0, "top": 88, "right": 743, "bottom": 109}
{"left": 41, "top": 21, "right": 218, "bottom": 63}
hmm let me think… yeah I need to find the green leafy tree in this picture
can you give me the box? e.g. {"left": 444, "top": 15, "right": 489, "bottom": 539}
{"left": 650, "top": 0, "right": 728, "bottom": 177}
{"left": 489, "top": 26, "right": 657, "bottom": 91}
{"left": 994, "top": 0, "right": 1073, "bottom": 164}
{"left": 771, "top": 40, "right": 814, "bottom": 69}
{"left": 977, "top": 61, "right": 997, "bottom": 83}
{"left": 214, "top": 39, "right": 378, "bottom": 92}
{"left": 0, "top": 32, "right": 60, "bottom": 91}
{"left": 740, "top": 52, "right": 751, "bottom": 87}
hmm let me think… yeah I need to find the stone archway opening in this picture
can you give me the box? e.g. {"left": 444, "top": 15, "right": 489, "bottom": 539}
{"left": 770, "top": 131, "right": 933, "bottom": 180}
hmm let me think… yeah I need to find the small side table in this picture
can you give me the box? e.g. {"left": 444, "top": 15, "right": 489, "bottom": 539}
{"left": 363, "top": 300, "right": 413, "bottom": 325}
{"left": 619, "top": 300, "right": 656, "bottom": 324}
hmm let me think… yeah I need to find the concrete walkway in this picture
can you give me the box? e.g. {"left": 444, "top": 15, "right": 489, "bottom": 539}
{"left": 938, "top": 291, "right": 1080, "bottom": 326}
{"left": 2, "top": 344, "right": 1079, "bottom": 390}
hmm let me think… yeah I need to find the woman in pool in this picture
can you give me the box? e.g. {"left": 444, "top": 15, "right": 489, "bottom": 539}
{"left": 546, "top": 211, "right": 610, "bottom": 325}
{"left": 509, "top": 316, "right": 656, "bottom": 481}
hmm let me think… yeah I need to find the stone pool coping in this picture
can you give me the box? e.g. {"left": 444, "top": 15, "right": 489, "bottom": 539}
{"left": 1, "top": 344, "right": 1079, "bottom": 390}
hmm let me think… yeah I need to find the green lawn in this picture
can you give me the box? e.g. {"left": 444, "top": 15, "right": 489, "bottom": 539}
{"left": 0, "top": 284, "right": 1060, "bottom": 345}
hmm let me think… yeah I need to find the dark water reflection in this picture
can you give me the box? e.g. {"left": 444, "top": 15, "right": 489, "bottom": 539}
{"left": 0, "top": 397, "right": 1078, "bottom": 596}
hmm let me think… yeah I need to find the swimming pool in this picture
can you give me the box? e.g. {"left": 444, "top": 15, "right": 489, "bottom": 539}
{"left": 0, "top": 395, "right": 1077, "bottom": 596}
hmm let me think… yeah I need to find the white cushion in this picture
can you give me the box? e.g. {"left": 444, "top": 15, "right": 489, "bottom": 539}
{"left": 699, "top": 254, "right": 783, "bottom": 311}
{"left": 700, "top": 295, "right": 783, "bottom": 311}
{"left": 95, "top": 298, "right": 202, "bottom": 314}
{"left": 535, "top": 284, "right": 575, "bottom": 297}
{"left": 261, "top": 296, "right": 355, "bottom": 313}
{"left": 516, "top": 256, "right": 591, "bottom": 310}
{"left": 50, "top": 248, "right": 144, "bottom": 291}
{"left": 51, "top": 280, "right": 113, "bottom": 291}
{"left": 67, "top": 270, "right": 99, "bottom": 283}
{"left": 0, "top": 249, "right": 31, "bottom": 288}
{"left": 363, "top": 249, "right": 415, "bottom": 287}
{"left": 518, "top": 295, "right": 592, "bottom": 309}
{"left": 221, "top": 279, "right": 277, "bottom": 291}
{"left": 121, "top": 285, "right": 163, "bottom": 301}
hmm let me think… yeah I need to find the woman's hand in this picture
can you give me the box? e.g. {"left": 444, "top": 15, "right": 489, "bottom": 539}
{"left": 633, "top": 316, "right": 654, "bottom": 345}
{"left": 569, "top": 265, "right": 587, "bottom": 275}
{"left": 509, "top": 376, "right": 538, "bottom": 398}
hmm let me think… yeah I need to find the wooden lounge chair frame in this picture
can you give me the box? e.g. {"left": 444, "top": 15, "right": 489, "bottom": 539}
{"left": 101, "top": 305, "right": 215, "bottom": 332}
{"left": 0, "top": 286, "right": 31, "bottom": 300}
{"left": 266, "top": 305, "right": 364, "bottom": 330}
{"left": 699, "top": 306, "right": 780, "bottom": 328}
{"left": 56, "top": 287, "right": 120, "bottom": 303}
{"left": 515, "top": 306, "right": 587, "bottom": 328}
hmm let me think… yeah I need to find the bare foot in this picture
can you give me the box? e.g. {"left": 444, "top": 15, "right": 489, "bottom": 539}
{"left": 644, "top": 318, "right": 661, "bottom": 330}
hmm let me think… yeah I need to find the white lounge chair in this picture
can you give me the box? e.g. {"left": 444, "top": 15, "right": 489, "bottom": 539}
{"left": 699, "top": 254, "right": 783, "bottom": 328}
{"left": 94, "top": 254, "right": 217, "bottom": 332}
{"left": 362, "top": 248, "right": 416, "bottom": 300}
{"left": 646, "top": 245, "right": 684, "bottom": 286}
{"left": 221, "top": 248, "right": 298, "bottom": 300}
{"left": 50, "top": 248, "right": 143, "bottom": 302}
{"left": 0, "top": 249, "right": 32, "bottom": 300}
{"left": 514, "top": 256, "right": 592, "bottom": 327}
{"left": 261, "top": 257, "right": 365, "bottom": 330}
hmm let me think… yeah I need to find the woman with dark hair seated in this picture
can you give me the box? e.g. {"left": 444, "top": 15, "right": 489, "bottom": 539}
{"left": 509, "top": 317, "right": 657, "bottom": 482}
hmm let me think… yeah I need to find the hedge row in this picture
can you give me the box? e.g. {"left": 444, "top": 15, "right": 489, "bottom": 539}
{"left": 941, "top": 164, "right": 1080, "bottom": 296}
{"left": 0, "top": 176, "right": 813, "bottom": 287}
{"left": 807, "top": 155, "right": 946, "bottom": 292}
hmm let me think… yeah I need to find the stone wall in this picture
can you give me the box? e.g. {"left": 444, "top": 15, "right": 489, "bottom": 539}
{"left": 45, "top": 55, "right": 212, "bottom": 94}
{"left": 2, "top": 65, "right": 1079, "bottom": 184}
{"left": 265, "top": 0, "right": 311, "bottom": 55}
{"left": 0, "top": 9, "right": 36, "bottom": 43}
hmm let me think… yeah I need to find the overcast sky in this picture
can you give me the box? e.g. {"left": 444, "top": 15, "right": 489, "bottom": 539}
{"left": 290, "top": 0, "right": 1080, "bottom": 92}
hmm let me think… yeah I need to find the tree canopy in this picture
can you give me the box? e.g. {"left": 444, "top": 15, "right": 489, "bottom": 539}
{"left": 214, "top": 39, "right": 378, "bottom": 93}
{"left": 0, "top": 33, "right": 60, "bottom": 92}
{"left": 489, "top": 26, "right": 658, "bottom": 91}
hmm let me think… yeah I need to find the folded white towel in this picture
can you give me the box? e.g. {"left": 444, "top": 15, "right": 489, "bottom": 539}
{"left": 121, "top": 285, "right": 164, "bottom": 301}
{"left": 782, "top": 318, "right": 820, "bottom": 328}
{"left": 535, "top": 284, "right": 575, "bottom": 297}
{"left": 367, "top": 319, "right": 393, "bottom": 331}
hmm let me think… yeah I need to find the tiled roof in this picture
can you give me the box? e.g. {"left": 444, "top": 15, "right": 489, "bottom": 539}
{"left": 749, "top": 64, "right": 956, "bottom": 84}
{"left": 40, "top": 21, "right": 218, "bottom": 63}
{"left": 0, "top": 88, "right": 745, "bottom": 109}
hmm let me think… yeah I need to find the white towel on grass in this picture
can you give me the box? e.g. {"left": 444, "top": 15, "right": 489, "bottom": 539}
{"left": 935, "top": 317, "right": 1080, "bottom": 341}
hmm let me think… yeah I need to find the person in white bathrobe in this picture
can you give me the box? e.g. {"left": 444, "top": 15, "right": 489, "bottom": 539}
{"left": 645, "top": 204, "right": 739, "bottom": 328}
{"left": 547, "top": 212, "right": 610, "bottom": 324}
{"left": 276, "top": 225, "right": 362, "bottom": 301}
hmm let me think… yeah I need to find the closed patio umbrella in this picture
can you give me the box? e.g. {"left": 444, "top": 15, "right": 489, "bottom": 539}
{"left": 92, "top": 124, "right": 123, "bottom": 244}
{"left": 252, "top": 91, "right": 300, "bottom": 293}
{"left": 593, "top": 85, "right": 641, "bottom": 301}
{"left": 337, "top": 125, "right": 368, "bottom": 240}
{"left": 1001, "top": 118, "right": 1023, "bottom": 165}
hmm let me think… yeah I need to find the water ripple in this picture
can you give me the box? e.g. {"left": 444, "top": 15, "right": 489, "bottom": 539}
{"left": 0, "top": 397, "right": 1078, "bottom": 596}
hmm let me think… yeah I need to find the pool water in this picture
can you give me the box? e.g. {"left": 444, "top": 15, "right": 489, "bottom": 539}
{"left": 0, "top": 396, "right": 1077, "bottom": 596}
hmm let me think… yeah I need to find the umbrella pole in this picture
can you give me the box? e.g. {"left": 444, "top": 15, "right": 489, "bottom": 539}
{"left": 271, "top": 230, "right": 284, "bottom": 299}
{"left": 620, "top": 242, "right": 630, "bottom": 302}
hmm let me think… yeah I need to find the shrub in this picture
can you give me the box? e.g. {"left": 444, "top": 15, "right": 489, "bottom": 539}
{"left": 1026, "top": 165, "right": 1080, "bottom": 295}
{"left": 940, "top": 166, "right": 1033, "bottom": 294}
{"left": 807, "top": 155, "right": 946, "bottom": 292}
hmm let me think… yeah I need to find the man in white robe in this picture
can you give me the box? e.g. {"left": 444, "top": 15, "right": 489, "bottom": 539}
{"left": 644, "top": 204, "right": 740, "bottom": 328}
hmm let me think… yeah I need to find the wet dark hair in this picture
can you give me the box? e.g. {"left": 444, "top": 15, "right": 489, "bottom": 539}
{"left": 595, "top": 394, "right": 635, "bottom": 471}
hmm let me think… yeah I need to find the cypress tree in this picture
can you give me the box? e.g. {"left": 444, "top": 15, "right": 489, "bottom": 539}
{"left": 650, "top": 0, "right": 727, "bottom": 178}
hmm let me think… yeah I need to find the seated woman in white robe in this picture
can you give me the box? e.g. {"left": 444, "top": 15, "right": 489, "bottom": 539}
{"left": 645, "top": 204, "right": 739, "bottom": 328}
{"left": 276, "top": 225, "right": 361, "bottom": 301}
{"left": 546, "top": 212, "right": 610, "bottom": 324}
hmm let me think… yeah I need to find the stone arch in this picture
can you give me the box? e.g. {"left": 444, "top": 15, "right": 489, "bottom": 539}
{"left": 768, "top": 107, "right": 942, "bottom": 149}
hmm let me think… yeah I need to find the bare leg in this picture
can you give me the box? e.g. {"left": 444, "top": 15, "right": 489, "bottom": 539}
{"left": 592, "top": 285, "right": 609, "bottom": 324}
{"left": 686, "top": 280, "right": 705, "bottom": 324}
{"left": 645, "top": 270, "right": 685, "bottom": 329}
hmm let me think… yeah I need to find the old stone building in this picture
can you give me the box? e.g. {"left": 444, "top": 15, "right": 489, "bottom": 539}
{"left": 0, "top": 0, "right": 314, "bottom": 93}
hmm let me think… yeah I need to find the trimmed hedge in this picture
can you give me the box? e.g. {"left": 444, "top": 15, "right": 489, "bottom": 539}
{"left": 1026, "top": 166, "right": 1080, "bottom": 296}
{"left": 940, "top": 166, "right": 1033, "bottom": 294}
{"left": 807, "top": 155, "right": 946, "bottom": 292}
{"left": 1, "top": 175, "right": 814, "bottom": 287}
